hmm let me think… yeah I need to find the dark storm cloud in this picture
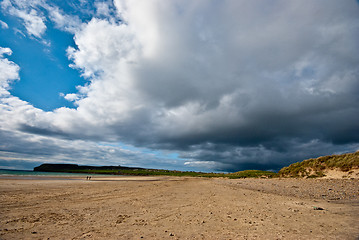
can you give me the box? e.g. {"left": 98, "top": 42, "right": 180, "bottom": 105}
{"left": 180, "top": 140, "right": 359, "bottom": 172}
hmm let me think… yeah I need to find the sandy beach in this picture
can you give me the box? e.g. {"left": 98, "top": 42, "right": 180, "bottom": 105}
{"left": 0, "top": 176, "right": 358, "bottom": 239}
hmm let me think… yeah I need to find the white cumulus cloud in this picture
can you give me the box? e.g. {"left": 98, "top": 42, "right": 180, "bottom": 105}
{"left": 1, "top": 0, "right": 47, "bottom": 38}
{"left": 0, "top": 47, "right": 19, "bottom": 95}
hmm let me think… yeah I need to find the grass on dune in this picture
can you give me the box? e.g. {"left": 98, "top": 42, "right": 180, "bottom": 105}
{"left": 278, "top": 151, "right": 359, "bottom": 178}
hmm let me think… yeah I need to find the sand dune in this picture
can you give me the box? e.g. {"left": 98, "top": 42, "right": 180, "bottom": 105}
{"left": 1, "top": 176, "right": 358, "bottom": 239}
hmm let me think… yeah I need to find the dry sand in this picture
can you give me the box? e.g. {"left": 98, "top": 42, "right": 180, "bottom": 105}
{"left": 0, "top": 175, "right": 358, "bottom": 239}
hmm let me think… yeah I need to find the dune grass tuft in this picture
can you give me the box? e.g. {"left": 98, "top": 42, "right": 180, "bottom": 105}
{"left": 278, "top": 151, "right": 359, "bottom": 178}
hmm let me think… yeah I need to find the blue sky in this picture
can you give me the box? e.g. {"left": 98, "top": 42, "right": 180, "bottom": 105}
{"left": 0, "top": 2, "right": 84, "bottom": 110}
{"left": 0, "top": 0, "right": 359, "bottom": 171}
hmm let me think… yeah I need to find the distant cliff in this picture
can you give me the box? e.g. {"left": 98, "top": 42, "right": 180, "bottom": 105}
{"left": 34, "top": 163, "right": 143, "bottom": 174}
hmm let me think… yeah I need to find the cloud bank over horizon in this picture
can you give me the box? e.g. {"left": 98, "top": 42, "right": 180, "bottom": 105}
{"left": 1, "top": 0, "right": 359, "bottom": 171}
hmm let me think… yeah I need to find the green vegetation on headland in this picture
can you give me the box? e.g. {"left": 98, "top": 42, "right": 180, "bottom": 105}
{"left": 34, "top": 164, "right": 277, "bottom": 179}
{"left": 34, "top": 151, "right": 359, "bottom": 179}
{"left": 278, "top": 151, "right": 359, "bottom": 178}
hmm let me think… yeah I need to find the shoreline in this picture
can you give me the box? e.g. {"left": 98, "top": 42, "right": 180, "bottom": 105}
{"left": 0, "top": 174, "right": 177, "bottom": 182}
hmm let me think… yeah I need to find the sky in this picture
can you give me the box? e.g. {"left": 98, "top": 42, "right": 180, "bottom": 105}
{"left": 0, "top": 0, "right": 359, "bottom": 172}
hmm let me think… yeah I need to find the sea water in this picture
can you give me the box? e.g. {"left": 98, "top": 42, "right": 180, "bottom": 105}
{"left": 0, "top": 169, "right": 90, "bottom": 176}
{"left": 0, "top": 169, "right": 104, "bottom": 180}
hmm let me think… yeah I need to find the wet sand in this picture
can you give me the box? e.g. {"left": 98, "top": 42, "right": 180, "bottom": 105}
{"left": 0, "top": 176, "right": 358, "bottom": 239}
